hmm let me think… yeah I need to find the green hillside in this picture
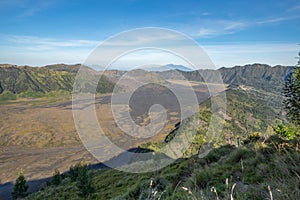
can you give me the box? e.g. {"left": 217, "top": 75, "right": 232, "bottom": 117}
{"left": 25, "top": 133, "right": 300, "bottom": 199}
{"left": 160, "top": 64, "right": 294, "bottom": 94}
{"left": 0, "top": 63, "right": 294, "bottom": 99}
{"left": 24, "top": 84, "right": 300, "bottom": 199}
{"left": 0, "top": 64, "right": 115, "bottom": 99}
{"left": 219, "top": 64, "right": 294, "bottom": 93}
{"left": 202, "top": 88, "right": 285, "bottom": 141}
{"left": 141, "top": 87, "right": 286, "bottom": 157}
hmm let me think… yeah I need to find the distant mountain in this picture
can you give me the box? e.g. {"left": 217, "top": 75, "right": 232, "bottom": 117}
{"left": 165, "top": 64, "right": 194, "bottom": 71}
{"left": 140, "top": 64, "right": 194, "bottom": 72}
{"left": 42, "top": 63, "right": 83, "bottom": 73}
{"left": 0, "top": 64, "right": 115, "bottom": 95}
{"left": 0, "top": 63, "right": 294, "bottom": 96}
{"left": 219, "top": 64, "right": 294, "bottom": 93}
{"left": 159, "top": 64, "right": 294, "bottom": 94}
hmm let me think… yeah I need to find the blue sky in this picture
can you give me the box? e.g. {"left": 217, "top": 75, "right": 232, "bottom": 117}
{"left": 0, "top": 0, "right": 299, "bottom": 68}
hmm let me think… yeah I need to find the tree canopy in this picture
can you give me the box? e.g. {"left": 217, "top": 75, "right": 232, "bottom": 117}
{"left": 283, "top": 52, "right": 300, "bottom": 125}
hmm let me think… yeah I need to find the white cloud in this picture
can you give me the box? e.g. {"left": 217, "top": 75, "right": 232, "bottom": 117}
{"left": 0, "top": 33, "right": 298, "bottom": 69}
{"left": 196, "top": 20, "right": 249, "bottom": 37}
{"left": 3, "top": 35, "right": 99, "bottom": 50}
{"left": 256, "top": 15, "right": 300, "bottom": 25}
{"left": 195, "top": 14, "right": 300, "bottom": 38}
{"left": 0, "top": 34, "right": 100, "bottom": 66}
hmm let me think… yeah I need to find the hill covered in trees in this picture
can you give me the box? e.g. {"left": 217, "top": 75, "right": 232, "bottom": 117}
{"left": 0, "top": 63, "right": 294, "bottom": 100}
{"left": 159, "top": 64, "right": 293, "bottom": 94}
{"left": 0, "top": 64, "right": 115, "bottom": 99}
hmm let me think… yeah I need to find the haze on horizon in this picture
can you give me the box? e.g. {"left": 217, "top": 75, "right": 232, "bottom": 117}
{"left": 0, "top": 0, "right": 299, "bottom": 68}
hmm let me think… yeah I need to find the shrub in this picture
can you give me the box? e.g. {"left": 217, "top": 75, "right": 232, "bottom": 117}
{"left": 12, "top": 169, "right": 29, "bottom": 199}
{"left": 18, "top": 89, "right": 44, "bottom": 98}
{"left": 77, "top": 165, "right": 95, "bottom": 197}
{"left": 51, "top": 169, "right": 62, "bottom": 186}
{"left": 274, "top": 124, "right": 299, "bottom": 140}
{"left": 243, "top": 132, "right": 262, "bottom": 144}
{"left": 0, "top": 91, "right": 16, "bottom": 101}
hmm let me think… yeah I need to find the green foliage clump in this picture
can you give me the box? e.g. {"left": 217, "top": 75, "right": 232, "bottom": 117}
{"left": 66, "top": 162, "right": 95, "bottom": 197}
{"left": 18, "top": 89, "right": 45, "bottom": 98}
{"left": 12, "top": 170, "right": 29, "bottom": 199}
{"left": 76, "top": 163, "right": 95, "bottom": 197}
{"left": 283, "top": 65, "right": 300, "bottom": 125}
{"left": 0, "top": 91, "right": 16, "bottom": 101}
{"left": 274, "top": 124, "right": 300, "bottom": 140}
{"left": 243, "top": 132, "right": 262, "bottom": 144}
{"left": 51, "top": 169, "right": 62, "bottom": 186}
{"left": 203, "top": 145, "right": 236, "bottom": 164}
{"left": 68, "top": 163, "right": 82, "bottom": 182}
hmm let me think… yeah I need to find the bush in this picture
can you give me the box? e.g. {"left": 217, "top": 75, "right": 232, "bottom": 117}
{"left": 51, "top": 169, "right": 62, "bottom": 186}
{"left": 0, "top": 91, "right": 16, "bottom": 101}
{"left": 12, "top": 170, "right": 29, "bottom": 199}
{"left": 243, "top": 132, "right": 262, "bottom": 144}
{"left": 18, "top": 89, "right": 45, "bottom": 98}
{"left": 77, "top": 164, "right": 95, "bottom": 197}
{"left": 67, "top": 161, "right": 95, "bottom": 197}
{"left": 68, "top": 163, "right": 82, "bottom": 182}
{"left": 274, "top": 124, "right": 299, "bottom": 140}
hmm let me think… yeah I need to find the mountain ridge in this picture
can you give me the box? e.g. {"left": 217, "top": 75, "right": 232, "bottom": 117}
{"left": 0, "top": 64, "right": 115, "bottom": 96}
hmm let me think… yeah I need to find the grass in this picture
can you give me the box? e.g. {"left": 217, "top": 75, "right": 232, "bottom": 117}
{"left": 25, "top": 133, "right": 300, "bottom": 199}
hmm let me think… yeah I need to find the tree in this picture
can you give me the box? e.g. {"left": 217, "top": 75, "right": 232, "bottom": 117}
{"left": 77, "top": 162, "right": 95, "bottom": 197}
{"left": 283, "top": 52, "right": 300, "bottom": 125}
{"left": 11, "top": 169, "right": 29, "bottom": 199}
{"left": 51, "top": 168, "right": 62, "bottom": 186}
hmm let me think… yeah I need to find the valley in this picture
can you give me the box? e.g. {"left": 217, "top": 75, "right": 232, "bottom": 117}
{"left": 0, "top": 74, "right": 226, "bottom": 198}
{"left": 0, "top": 63, "right": 296, "bottom": 199}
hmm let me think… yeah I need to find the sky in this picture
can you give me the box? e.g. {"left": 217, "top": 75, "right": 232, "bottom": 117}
{"left": 0, "top": 0, "right": 299, "bottom": 69}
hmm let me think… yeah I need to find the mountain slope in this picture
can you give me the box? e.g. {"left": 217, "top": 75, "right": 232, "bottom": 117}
{"left": 0, "top": 64, "right": 115, "bottom": 95}
{"left": 25, "top": 134, "right": 300, "bottom": 200}
{"left": 200, "top": 88, "right": 285, "bottom": 143}
{"left": 142, "top": 87, "right": 286, "bottom": 157}
{"left": 159, "top": 64, "right": 294, "bottom": 94}
{"left": 219, "top": 64, "right": 293, "bottom": 93}
{"left": 0, "top": 63, "right": 294, "bottom": 96}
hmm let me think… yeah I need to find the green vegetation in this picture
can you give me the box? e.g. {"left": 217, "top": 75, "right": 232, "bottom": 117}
{"left": 51, "top": 169, "right": 62, "bottom": 186}
{"left": 161, "top": 64, "right": 293, "bottom": 94}
{"left": 0, "top": 90, "right": 16, "bottom": 101}
{"left": 77, "top": 167, "right": 95, "bottom": 197}
{"left": 274, "top": 124, "right": 300, "bottom": 140}
{"left": 12, "top": 170, "right": 29, "bottom": 199}
{"left": 20, "top": 85, "right": 300, "bottom": 199}
{"left": 283, "top": 64, "right": 300, "bottom": 125}
{"left": 18, "top": 89, "right": 45, "bottom": 98}
{"left": 141, "top": 88, "right": 285, "bottom": 157}
{"left": 25, "top": 133, "right": 299, "bottom": 199}
{"left": 2, "top": 63, "right": 299, "bottom": 199}
{"left": 0, "top": 64, "right": 115, "bottom": 101}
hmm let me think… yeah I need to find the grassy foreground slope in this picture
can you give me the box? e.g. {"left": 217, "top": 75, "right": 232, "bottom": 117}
{"left": 26, "top": 134, "right": 300, "bottom": 199}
